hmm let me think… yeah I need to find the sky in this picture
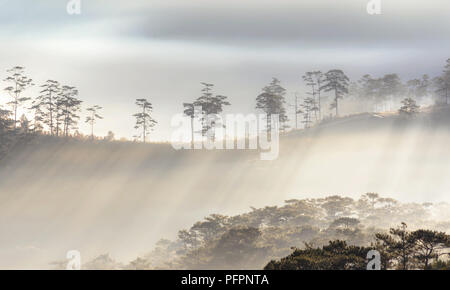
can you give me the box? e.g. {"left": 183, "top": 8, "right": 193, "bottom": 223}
{"left": 0, "top": 0, "right": 449, "bottom": 140}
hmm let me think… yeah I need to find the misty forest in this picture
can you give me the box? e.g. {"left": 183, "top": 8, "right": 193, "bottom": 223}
{"left": 1, "top": 59, "right": 450, "bottom": 270}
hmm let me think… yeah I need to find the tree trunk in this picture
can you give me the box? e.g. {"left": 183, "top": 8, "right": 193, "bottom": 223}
{"left": 317, "top": 81, "right": 322, "bottom": 121}
{"left": 446, "top": 87, "right": 449, "bottom": 105}
{"left": 14, "top": 82, "right": 18, "bottom": 129}
{"left": 335, "top": 90, "right": 339, "bottom": 117}
{"left": 14, "top": 100, "right": 17, "bottom": 129}
{"left": 49, "top": 93, "right": 53, "bottom": 136}
{"left": 266, "top": 113, "right": 271, "bottom": 141}
{"left": 295, "top": 95, "right": 298, "bottom": 129}
{"left": 191, "top": 116, "right": 194, "bottom": 149}
{"left": 143, "top": 106, "right": 146, "bottom": 143}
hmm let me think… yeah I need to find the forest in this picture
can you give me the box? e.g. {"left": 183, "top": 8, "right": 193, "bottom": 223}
{"left": 1, "top": 59, "right": 450, "bottom": 270}
{"left": 49, "top": 193, "right": 450, "bottom": 270}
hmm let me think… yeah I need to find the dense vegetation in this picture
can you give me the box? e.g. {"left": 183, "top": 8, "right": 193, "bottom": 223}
{"left": 65, "top": 193, "right": 450, "bottom": 270}
{"left": 265, "top": 240, "right": 373, "bottom": 270}
{"left": 266, "top": 224, "right": 450, "bottom": 270}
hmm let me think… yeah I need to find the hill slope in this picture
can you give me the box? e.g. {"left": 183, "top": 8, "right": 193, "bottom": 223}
{"left": 0, "top": 106, "right": 450, "bottom": 268}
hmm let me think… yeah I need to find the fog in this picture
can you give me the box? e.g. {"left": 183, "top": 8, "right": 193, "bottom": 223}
{"left": 1, "top": 0, "right": 449, "bottom": 140}
{"left": 1, "top": 109, "right": 450, "bottom": 269}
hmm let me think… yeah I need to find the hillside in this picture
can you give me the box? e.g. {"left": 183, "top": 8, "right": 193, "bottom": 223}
{"left": 1, "top": 106, "right": 450, "bottom": 269}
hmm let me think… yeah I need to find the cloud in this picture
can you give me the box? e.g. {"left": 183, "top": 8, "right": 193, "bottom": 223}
{"left": 2, "top": 0, "right": 449, "bottom": 50}
{"left": 127, "top": 0, "right": 450, "bottom": 50}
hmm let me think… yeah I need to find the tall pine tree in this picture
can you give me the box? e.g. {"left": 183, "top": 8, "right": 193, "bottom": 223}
{"left": 256, "top": 78, "right": 288, "bottom": 136}
{"left": 133, "top": 98, "right": 157, "bottom": 143}
{"left": 320, "top": 70, "right": 349, "bottom": 117}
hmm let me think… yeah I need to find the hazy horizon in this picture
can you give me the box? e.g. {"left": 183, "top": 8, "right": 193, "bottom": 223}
{"left": 1, "top": 0, "right": 450, "bottom": 272}
{"left": 1, "top": 0, "right": 449, "bottom": 140}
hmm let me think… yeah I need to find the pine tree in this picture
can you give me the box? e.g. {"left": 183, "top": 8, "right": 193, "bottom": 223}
{"left": 411, "top": 229, "right": 450, "bottom": 269}
{"left": 357, "top": 74, "right": 379, "bottom": 111}
{"left": 29, "top": 99, "right": 44, "bottom": 133}
{"left": 320, "top": 70, "right": 349, "bottom": 117}
{"left": 379, "top": 74, "right": 405, "bottom": 110}
{"left": 375, "top": 223, "right": 416, "bottom": 270}
{"left": 301, "top": 97, "right": 318, "bottom": 129}
{"left": 303, "top": 71, "right": 324, "bottom": 121}
{"left": 36, "top": 80, "right": 61, "bottom": 135}
{"left": 3, "top": 66, "right": 34, "bottom": 129}
{"left": 434, "top": 59, "right": 450, "bottom": 104}
{"left": 256, "top": 78, "right": 288, "bottom": 137}
{"left": 133, "top": 99, "right": 157, "bottom": 143}
{"left": 85, "top": 105, "right": 103, "bottom": 139}
{"left": 407, "top": 75, "right": 430, "bottom": 101}
{"left": 183, "top": 102, "right": 196, "bottom": 148}
{"left": 193, "top": 83, "right": 230, "bottom": 141}
{"left": 59, "top": 86, "right": 82, "bottom": 136}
